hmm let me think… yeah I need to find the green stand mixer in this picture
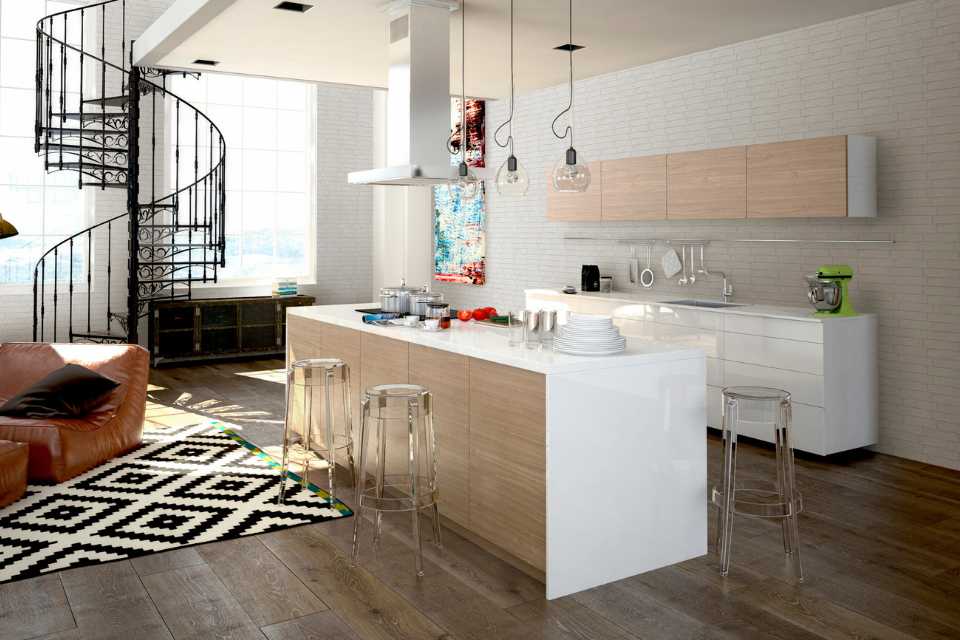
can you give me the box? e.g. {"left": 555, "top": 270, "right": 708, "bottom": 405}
{"left": 805, "top": 265, "right": 857, "bottom": 317}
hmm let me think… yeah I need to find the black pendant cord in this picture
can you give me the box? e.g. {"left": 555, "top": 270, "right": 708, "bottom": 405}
{"left": 493, "top": 0, "right": 516, "bottom": 157}
{"left": 551, "top": 0, "right": 574, "bottom": 147}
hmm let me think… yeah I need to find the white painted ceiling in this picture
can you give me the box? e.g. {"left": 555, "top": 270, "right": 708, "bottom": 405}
{"left": 142, "top": 0, "right": 910, "bottom": 98}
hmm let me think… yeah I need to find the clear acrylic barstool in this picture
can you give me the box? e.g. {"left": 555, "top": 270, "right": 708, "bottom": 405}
{"left": 277, "top": 358, "right": 355, "bottom": 505}
{"left": 712, "top": 386, "right": 803, "bottom": 581}
{"left": 351, "top": 383, "right": 441, "bottom": 577}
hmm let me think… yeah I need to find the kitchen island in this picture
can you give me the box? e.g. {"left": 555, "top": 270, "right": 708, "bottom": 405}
{"left": 287, "top": 303, "right": 706, "bottom": 599}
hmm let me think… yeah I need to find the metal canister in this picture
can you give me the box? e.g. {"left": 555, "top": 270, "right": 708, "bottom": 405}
{"left": 538, "top": 309, "right": 557, "bottom": 345}
{"left": 411, "top": 292, "right": 444, "bottom": 318}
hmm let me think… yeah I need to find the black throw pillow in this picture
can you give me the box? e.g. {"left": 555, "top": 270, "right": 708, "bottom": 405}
{"left": 0, "top": 364, "right": 120, "bottom": 418}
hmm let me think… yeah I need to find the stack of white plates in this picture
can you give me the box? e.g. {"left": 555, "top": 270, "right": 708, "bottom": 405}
{"left": 554, "top": 313, "right": 626, "bottom": 356}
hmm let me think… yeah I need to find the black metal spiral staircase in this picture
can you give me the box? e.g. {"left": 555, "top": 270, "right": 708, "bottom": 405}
{"left": 32, "top": 0, "right": 226, "bottom": 345}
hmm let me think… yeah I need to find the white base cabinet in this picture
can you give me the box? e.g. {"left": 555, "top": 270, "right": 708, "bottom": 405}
{"left": 528, "top": 291, "right": 879, "bottom": 456}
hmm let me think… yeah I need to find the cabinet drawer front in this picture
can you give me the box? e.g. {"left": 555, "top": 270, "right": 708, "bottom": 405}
{"left": 616, "top": 318, "right": 721, "bottom": 358}
{"left": 726, "top": 401, "right": 825, "bottom": 455}
{"left": 200, "top": 327, "right": 238, "bottom": 354}
{"left": 157, "top": 306, "right": 195, "bottom": 330}
{"left": 201, "top": 304, "right": 238, "bottom": 328}
{"left": 723, "top": 332, "right": 823, "bottom": 375}
{"left": 723, "top": 314, "right": 822, "bottom": 343}
{"left": 723, "top": 361, "right": 824, "bottom": 407}
{"left": 242, "top": 302, "right": 278, "bottom": 325}
{"left": 241, "top": 324, "right": 278, "bottom": 351}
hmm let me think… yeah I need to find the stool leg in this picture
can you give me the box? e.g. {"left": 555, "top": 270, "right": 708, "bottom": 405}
{"left": 352, "top": 398, "right": 370, "bottom": 565}
{"left": 715, "top": 400, "right": 730, "bottom": 551}
{"left": 373, "top": 400, "right": 387, "bottom": 550}
{"left": 408, "top": 398, "right": 424, "bottom": 577}
{"left": 775, "top": 419, "right": 792, "bottom": 555}
{"left": 425, "top": 403, "right": 442, "bottom": 548}
{"left": 277, "top": 368, "right": 295, "bottom": 505}
{"left": 324, "top": 370, "right": 336, "bottom": 504}
{"left": 719, "top": 398, "right": 738, "bottom": 577}
{"left": 780, "top": 401, "right": 803, "bottom": 582}
{"left": 301, "top": 381, "right": 313, "bottom": 491}
{"left": 343, "top": 367, "right": 357, "bottom": 487}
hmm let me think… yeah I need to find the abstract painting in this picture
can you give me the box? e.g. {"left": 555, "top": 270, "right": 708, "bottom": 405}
{"left": 433, "top": 184, "right": 486, "bottom": 285}
{"left": 449, "top": 97, "right": 485, "bottom": 168}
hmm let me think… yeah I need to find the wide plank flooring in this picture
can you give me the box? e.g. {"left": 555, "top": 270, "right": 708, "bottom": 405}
{"left": 2, "top": 358, "right": 960, "bottom": 640}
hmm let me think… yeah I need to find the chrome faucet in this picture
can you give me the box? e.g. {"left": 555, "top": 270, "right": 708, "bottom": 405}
{"left": 695, "top": 245, "right": 734, "bottom": 302}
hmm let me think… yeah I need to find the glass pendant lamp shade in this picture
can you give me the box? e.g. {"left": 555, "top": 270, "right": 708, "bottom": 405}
{"left": 552, "top": 147, "right": 590, "bottom": 192}
{"left": 450, "top": 160, "right": 480, "bottom": 200}
{"left": 496, "top": 155, "right": 529, "bottom": 196}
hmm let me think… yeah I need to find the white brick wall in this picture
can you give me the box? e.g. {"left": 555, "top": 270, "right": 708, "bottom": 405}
{"left": 435, "top": 0, "right": 960, "bottom": 470}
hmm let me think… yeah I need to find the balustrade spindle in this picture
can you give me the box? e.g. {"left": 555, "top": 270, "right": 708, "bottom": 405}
{"left": 87, "top": 232, "right": 92, "bottom": 332}
{"left": 100, "top": 4, "right": 106, "bottom": 189}
{"left": 79, "top": 10, "right": 84, "bottom": 189}
{"left": 106, "top": 222, "right": 112, "bottom": 326}
{"left": 35, "top": 27, "right": 41, "bottom": 153}
{"left": 53, "top": 248, "right": 58, "bottom": 341}
{"left": 175, "top": 100, "right": 180, "bottom": 227}
{"left": 59, "top": 14, "right": 65, "bottom": 170}
{"left": 40, "top": 259, "right": 46, "bottom": 342}
{"left": 46, "top": 19, "right": 52, "bottom": 170}
{"left": 69, "top": 238, "right": 74, "bottom": 339}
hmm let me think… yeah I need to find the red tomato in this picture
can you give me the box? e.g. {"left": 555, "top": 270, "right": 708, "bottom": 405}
{"left": 457, "top": 309, "right": 473, "bottom": 322}
{"left": 482, "top": 306, "right": 498, "bottom": 317}
{"left": 472, "top": 308, "right": 489, "bottom": 321}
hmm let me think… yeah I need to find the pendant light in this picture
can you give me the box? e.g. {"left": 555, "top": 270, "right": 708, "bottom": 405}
{"left": 551, "top": 0, "right": 590, "bottom": 193}
{"left": 448, "top": 0, "right": 480, "bottom": 201}
{"left": 0, "top": 212, "right": 18, "bottom": 240}
{"left": 493, "top": 0, "right": 528, "bottom": 196}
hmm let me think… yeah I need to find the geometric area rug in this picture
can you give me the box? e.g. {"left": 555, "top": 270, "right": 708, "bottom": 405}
{"left": 0, "top": 420, "right": 352, "bottom": 584}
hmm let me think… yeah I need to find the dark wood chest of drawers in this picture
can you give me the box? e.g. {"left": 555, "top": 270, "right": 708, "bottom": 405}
{"left": 148, "top": 295, "right": 315, "bottom": 366}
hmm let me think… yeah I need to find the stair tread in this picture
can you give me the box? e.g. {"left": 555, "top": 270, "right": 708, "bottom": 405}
{"left": 52, "top": 112, "right": 128, "bottom": 120}
{"left": 44, "top": 142, "right": 127, "bottom": 153}
{"left": 44, "top": 127, "right": 128, "bottom": 135}
{"left": 82, "top": 182, "right": 127, "bottom": 188}
{"left": 52, "top": 161, "right": 127, "bottom": 171}
{"left": 82, "top": 95, "right": 128, "bottom": 107}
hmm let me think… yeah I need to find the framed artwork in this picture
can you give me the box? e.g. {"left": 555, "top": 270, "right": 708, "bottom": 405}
{"left": 433, "top": 183, "right": 486, "bottom": 286}
{"left": 449, "top": 97, "right": 485, "bottom": 168}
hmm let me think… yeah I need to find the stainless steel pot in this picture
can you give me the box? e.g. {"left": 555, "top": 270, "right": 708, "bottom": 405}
{"left": 379, "top": 282, "right": 427, "bottom": 315}
{"left": 410, "top": 292, "right": 444, "bottom": 317}
{"left": 805, "top": 276, "right": 842, "bottom": 311}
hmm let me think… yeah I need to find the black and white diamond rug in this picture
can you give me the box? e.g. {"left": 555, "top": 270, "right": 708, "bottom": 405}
{"left": 0, "top": 420, "right": 351, "bottom": 584}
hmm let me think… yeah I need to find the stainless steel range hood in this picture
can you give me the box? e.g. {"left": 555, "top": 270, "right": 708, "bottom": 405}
{"left": 348, "top": 0, "right": 457, "bottom": 187}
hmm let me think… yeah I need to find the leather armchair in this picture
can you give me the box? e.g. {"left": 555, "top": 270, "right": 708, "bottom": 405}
{"left": 0, "top": 342, "right": 149, "bottom": 483}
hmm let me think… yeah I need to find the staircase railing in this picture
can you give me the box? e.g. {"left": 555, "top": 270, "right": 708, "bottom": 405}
{"left": 32, "top": 0, "right": 226, "bottom": 344}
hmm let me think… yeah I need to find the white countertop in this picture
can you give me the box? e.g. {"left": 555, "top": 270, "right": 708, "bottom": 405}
{"left": 527, "top": 289, "right": 868, "bottom": 323}
{"left": 288, "top": 304, "right": 703, "bottom": 375}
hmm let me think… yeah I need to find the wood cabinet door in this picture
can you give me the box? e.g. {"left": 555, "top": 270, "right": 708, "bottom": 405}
{"left": 409, "top": 345, "right": 469, "bottom": 528}
{"left": 747, "top": 135, "right": 847, "bottom": 218}
{"left": 667, "top": 147, "right": 746, "bottom": 219}
{"left": 545, "top": 161, "right": 603, "bottom": 221}
{"left": 468, "top": 358, "right": 546, "bottom": 571}
{"left": 360, "top": 333, "right": 411, "bottom": 478}
{"left": 601, "top": 155, "right": 667, "bottom": 220}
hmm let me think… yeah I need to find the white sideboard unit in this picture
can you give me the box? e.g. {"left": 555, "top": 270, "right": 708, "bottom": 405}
{"left": 527, "top": 291, "right": 879, "bottom": 456}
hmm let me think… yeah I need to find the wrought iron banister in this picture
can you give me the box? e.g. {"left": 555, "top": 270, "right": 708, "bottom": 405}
{"left": 32, "top": 0, "right": 227, "bottom": 345}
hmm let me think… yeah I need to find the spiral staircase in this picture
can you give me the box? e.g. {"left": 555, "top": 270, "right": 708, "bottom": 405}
{"left": 32, "top": 0, "right": 226, "bottom": 345}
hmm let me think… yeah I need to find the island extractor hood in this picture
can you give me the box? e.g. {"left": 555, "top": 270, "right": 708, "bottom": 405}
{"left": 348, "top": 1, "right": 457, "bottom": 187}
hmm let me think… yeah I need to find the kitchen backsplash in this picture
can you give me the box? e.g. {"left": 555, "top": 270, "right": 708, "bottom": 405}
{"left": 434, "top": 0, "right": 960, "bottom": 470}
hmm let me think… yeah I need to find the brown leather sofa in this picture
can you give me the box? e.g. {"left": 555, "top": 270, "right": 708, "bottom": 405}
{"left": 0, "top": 342, "right": 149, "bottom": 483}
{"left": 0, "top": 441, "right": 28, "bottom": 507}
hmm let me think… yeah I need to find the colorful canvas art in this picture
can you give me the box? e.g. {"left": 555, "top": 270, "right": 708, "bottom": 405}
{"left": 433, "top": 184, "right": 486, "bottom": 285}
{"left": 449, "top": 97, "right": 485, "bottom": 168}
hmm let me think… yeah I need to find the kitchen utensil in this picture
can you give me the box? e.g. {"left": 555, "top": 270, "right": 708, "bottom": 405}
{"left": 379, "top": 280, "right": 426, "bottom": 315}
{"left": 629, "top": 247, "right": 638, "bottom": 285}
{"left": 538, "top": 309, "right": 558, "bottom": 346}
{"left": 662, "top": 248, "right": 682, "bottom": 278}
{"left": 562, "top": 285, "right": 577, "bottom": 294}
{"left": 554, "top": 313, "right": 626, "bottom": 356}
{"left": 523, "top": 309, "right": 541, "bottom": 348}
{"left": 425, "top": 302, "right": 451, "bottom": 329}
{"left": 423, "top": 318, "right": 441, "bottom": 331}
{"left": 411, "top": 292, "right": 444, "bottom": 317}
{"left": 600, "top": 276, "right": 613, "bottom": 293}
{"left": 805, "top": 265, "right": 856, "bottom": 316}
{"left": 686, "top": 246, "right": 696, "bottom": 284}
{"left": 507, "top": 312, "right": 524, "bottom": 346}
{"left": 581, "top": 265, "right": 600, "bottom": 292}
{"left": 640, "top": 245, "right": 654, "bottom": 288}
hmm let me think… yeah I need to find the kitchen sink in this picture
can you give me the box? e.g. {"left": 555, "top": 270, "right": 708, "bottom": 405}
{"left": 660, "top": 299, "right": 744, "bottom": 309}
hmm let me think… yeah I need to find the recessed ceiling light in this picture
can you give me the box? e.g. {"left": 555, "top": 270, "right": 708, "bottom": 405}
{"left": 193, "top": 59, "right": 219, "bottom": 66}
{"left": 553, "top": 43, "right": 585, "bottom": 52}
{"left": 274, "top": 1, "right": 313, "bottom": 12}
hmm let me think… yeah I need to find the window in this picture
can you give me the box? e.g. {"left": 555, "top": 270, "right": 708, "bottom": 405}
{"left": 0, "top": 0, "right": 87, "bottom": 286}
{"left": 167, "top": 72, "right": 316, "bottom": 283}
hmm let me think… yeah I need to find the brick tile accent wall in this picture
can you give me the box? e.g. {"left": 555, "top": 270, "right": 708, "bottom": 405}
{"left": 435, "top": 0, "right": 960, "bottom": 469}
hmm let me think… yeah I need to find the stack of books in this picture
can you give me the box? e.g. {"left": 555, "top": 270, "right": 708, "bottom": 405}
{"left": 272, "top": 279, "right": 298, "bottom": 297}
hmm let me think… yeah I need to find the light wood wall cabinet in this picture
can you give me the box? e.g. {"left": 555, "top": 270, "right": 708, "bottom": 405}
{"left": 544, "top": 134, "right": 876, "bottom": 221}
{"left": 747, "top": 135, "right": 876, "bottom": 218}
{"left": 601, "top": 155, "right": 667, "bottom": 220}
{"left": 545, "top": 161, "right": 603, "bottom": 221}
{"left": 667, "top": 147, "right": 747, "bottom": 219}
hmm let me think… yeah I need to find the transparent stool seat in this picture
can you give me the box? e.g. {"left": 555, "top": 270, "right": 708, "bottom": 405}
{"left": 713, "top": 385, "right": 803, "bottom": 582}
{"left": 278, "top": 358, "right": 355, "bottom": 506}
{"left": 352, "top": 383, "right": 440, "bottom": 577}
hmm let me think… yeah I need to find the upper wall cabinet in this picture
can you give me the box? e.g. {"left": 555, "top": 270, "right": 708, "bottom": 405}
{"left": 747, "top": 135, "right": 877, "bottom": 218}
{"left": 666, "top": 147, "right": 747, "bottom": 219}
{"left": 601, "top": 156, "right": 667, "bottom": 220}
{"left": 545, "top": 161, "right": 603, "bottom": 221}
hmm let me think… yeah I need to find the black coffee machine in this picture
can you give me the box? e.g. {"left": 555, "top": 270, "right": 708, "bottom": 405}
{"left": 581, "top": 265, "right": 600, "bottom": 292}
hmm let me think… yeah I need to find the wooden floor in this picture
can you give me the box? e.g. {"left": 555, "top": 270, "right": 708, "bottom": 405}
{"left": 3, "top": 358, "right": 960, "bottom": 640}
